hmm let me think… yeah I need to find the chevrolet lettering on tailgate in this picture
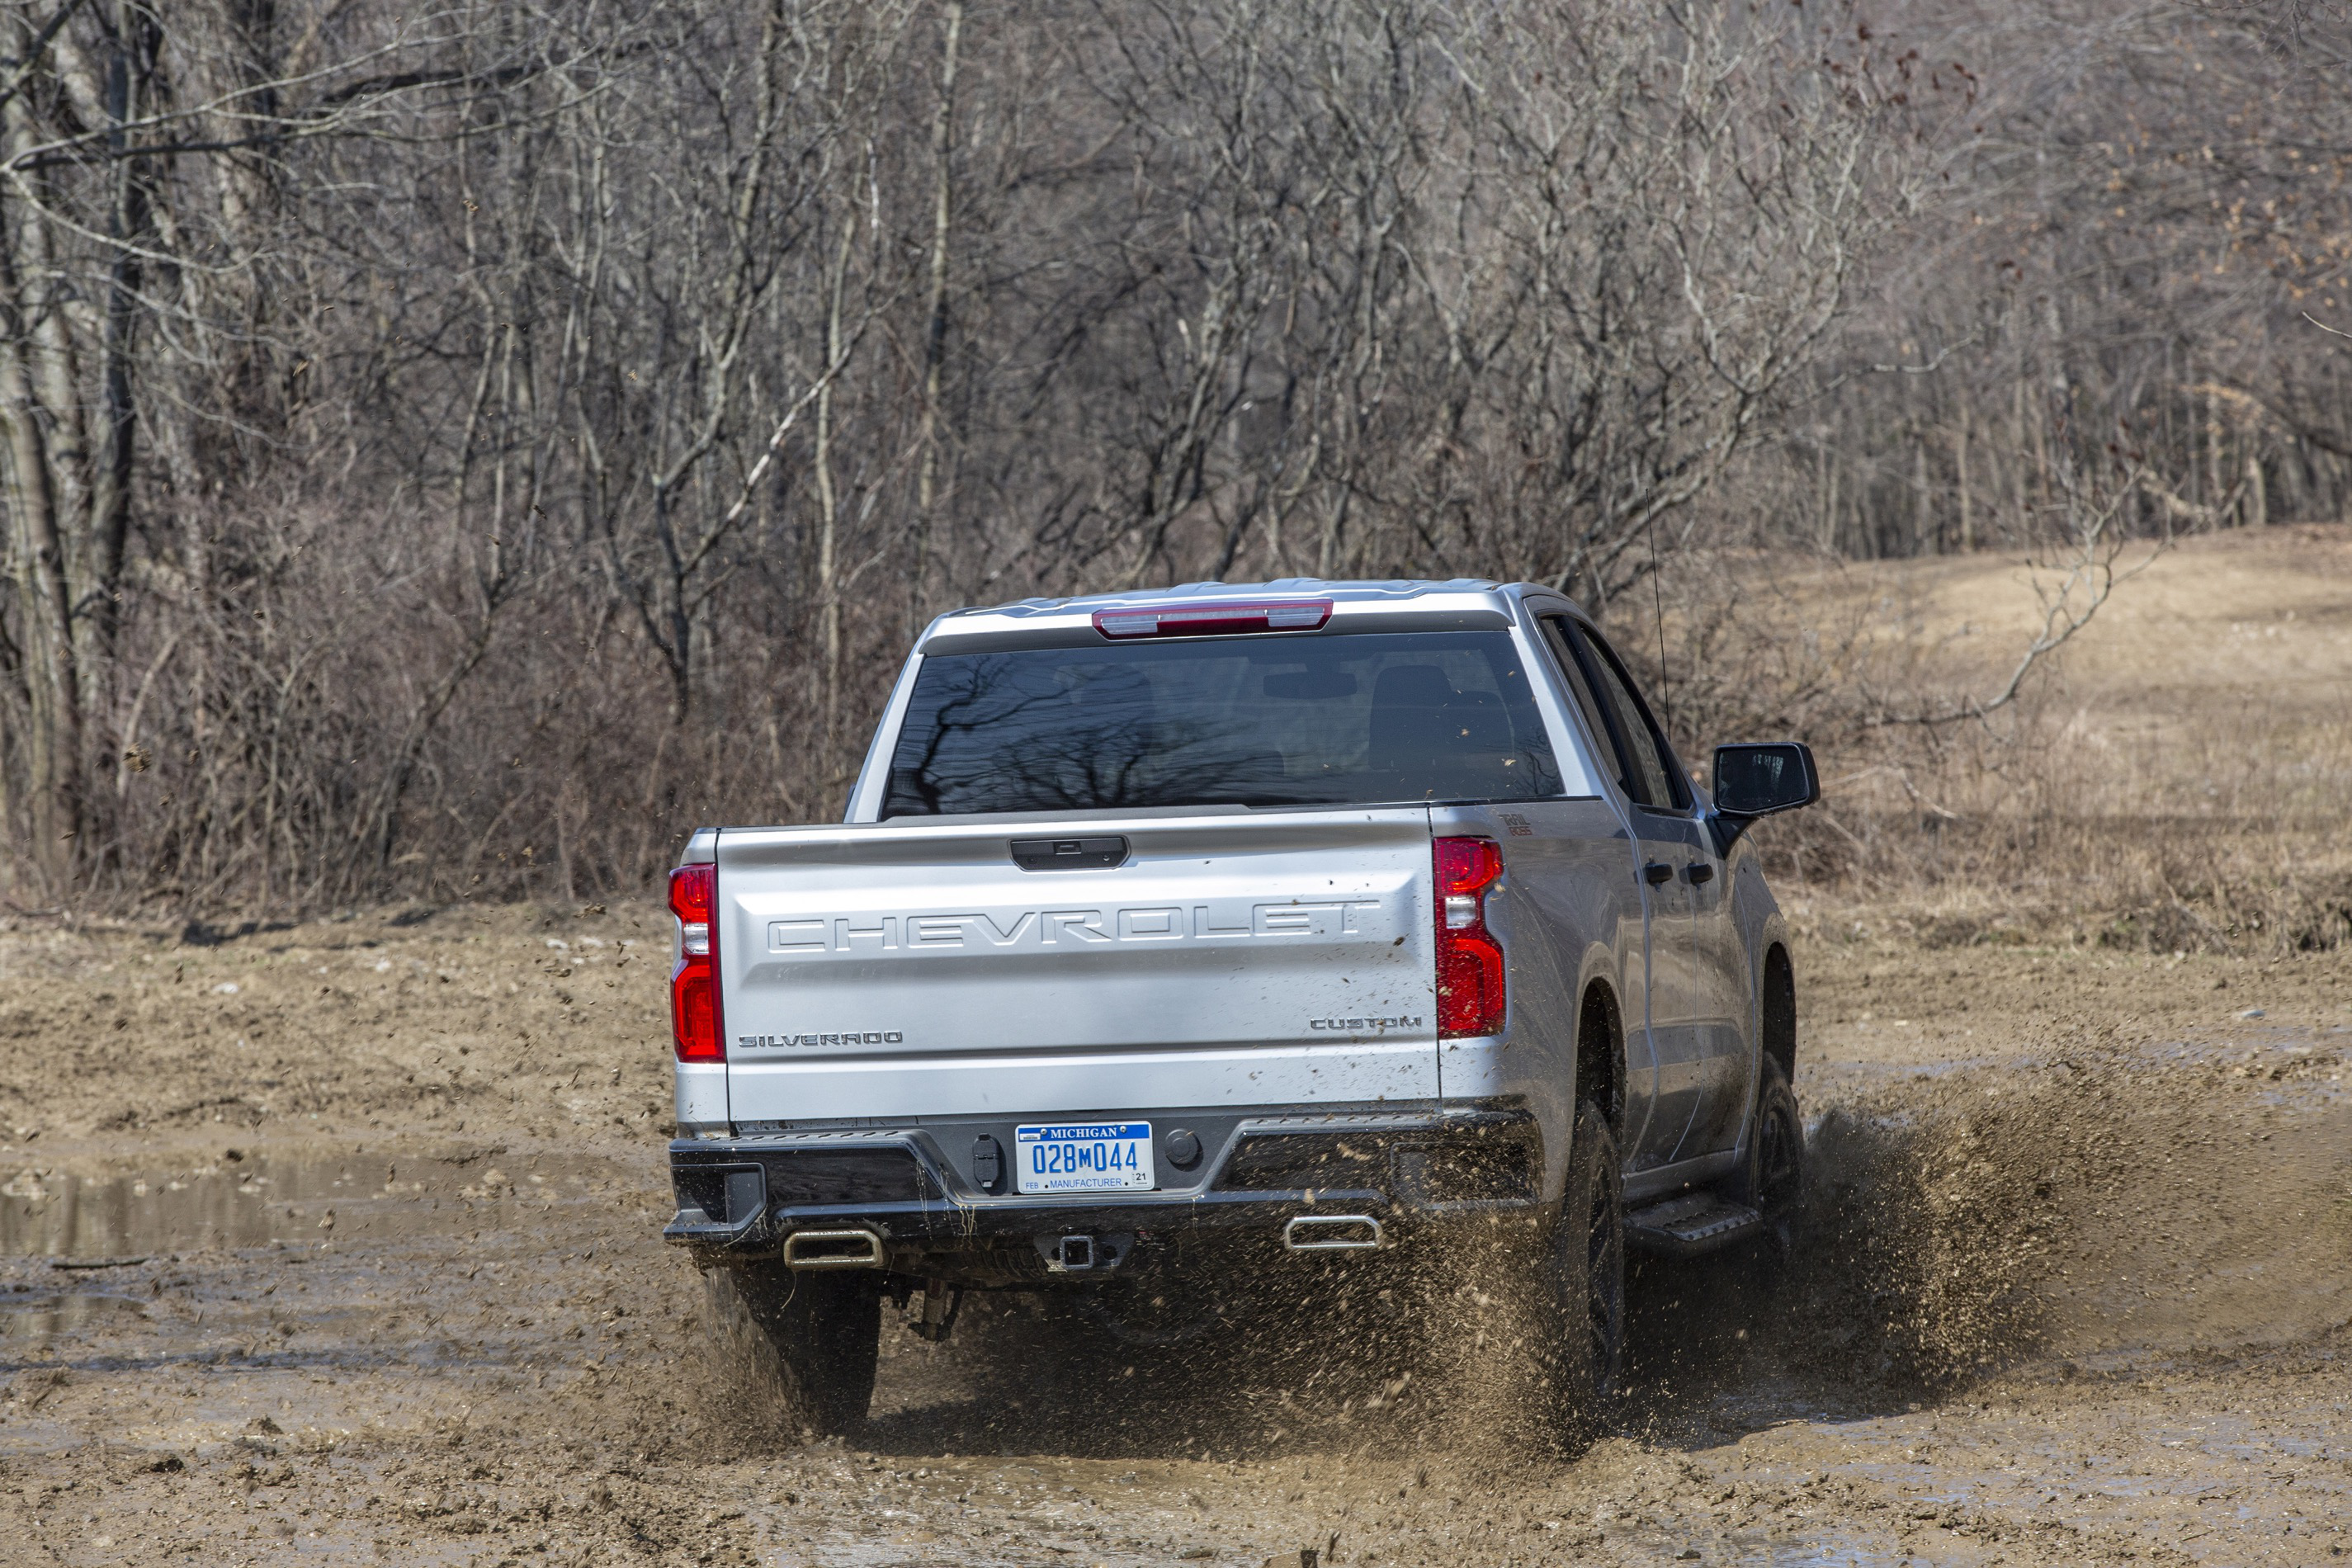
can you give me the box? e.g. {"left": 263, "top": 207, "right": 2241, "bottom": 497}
{"left": 766, "top": 900, "right": 1387, "bottom": 953}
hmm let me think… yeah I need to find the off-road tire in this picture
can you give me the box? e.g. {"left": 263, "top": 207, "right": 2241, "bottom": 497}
{"left": 703, "top": 1264, "right": 881, "bottom": 1437}
{"left": 1732, "top": 1053, "right": 1806, "bottom": 1263}
{"left": 1527, "top": 1096, "right": 1626, "bottom": 1455}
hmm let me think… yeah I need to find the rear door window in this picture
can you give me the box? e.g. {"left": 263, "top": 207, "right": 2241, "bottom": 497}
{"left": 884, "top": 631, "right": 1564, "bottom": 816}
{"left": 1556, "top": 622, "right": 1686, "bottom": 813}
{"left": 1539, "top": 616, "right": 1632, "bottom": 791}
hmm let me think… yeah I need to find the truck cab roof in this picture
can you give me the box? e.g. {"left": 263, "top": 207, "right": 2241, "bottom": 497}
{"left": 917, "top": 579, "right": 1574, "bottom": 655}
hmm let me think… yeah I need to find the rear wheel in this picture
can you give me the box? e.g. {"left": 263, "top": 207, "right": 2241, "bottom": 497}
{"left": 1525, "top": 1097, "right": 1624, "bottom": 1454}
{"left": 1734, "top": 1054, "right": 1806, "bottom": 1260}
{"left": 704, "top": 1265, "right": 881, "bottom": 1437}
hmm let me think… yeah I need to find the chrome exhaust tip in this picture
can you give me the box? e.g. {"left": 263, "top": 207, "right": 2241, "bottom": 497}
{"left": 1282, "top": 1214, "right": 1382, "bottom": 1252}
{"left": 782, "top": 1228, "right": 885, "bottom": 1269}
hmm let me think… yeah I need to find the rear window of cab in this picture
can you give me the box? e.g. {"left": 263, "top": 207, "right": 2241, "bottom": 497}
{"left": 882, "top": 630, "right": 1563, "bottom": 817}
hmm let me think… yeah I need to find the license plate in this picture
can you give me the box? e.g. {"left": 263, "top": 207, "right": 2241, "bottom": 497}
{"left": 1014, "top": 1122, "right": 1155, "bottom": 1194}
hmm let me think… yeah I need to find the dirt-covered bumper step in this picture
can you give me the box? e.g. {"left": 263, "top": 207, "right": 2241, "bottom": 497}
{"left": 664, "top": 1108, "right": 1542, "bottom": 1264}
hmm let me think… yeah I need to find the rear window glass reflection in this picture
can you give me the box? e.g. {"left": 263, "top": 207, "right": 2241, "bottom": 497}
{"left": 883, "top": 631, "right": 1563, "bottom": 817}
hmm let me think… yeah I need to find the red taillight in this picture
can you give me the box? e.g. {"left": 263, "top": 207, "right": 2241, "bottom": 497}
{"left": 672, "top": 963, "right": 720, "bottom": 1062}
{"left": 668, "top": 864, "right": 723, "bottom": 1063}
{"left": 668, "top": 862, "right": 714, "bottom": 924}
{"left": 1092, "top": 599, "right": 1331, "bottom": 639}
{"left": 1434, "top": 837, "right": 1505, "bottom": 1039}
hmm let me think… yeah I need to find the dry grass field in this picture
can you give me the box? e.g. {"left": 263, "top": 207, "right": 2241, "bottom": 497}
{"left": 1736, "top": 525, "right": 2352, "bottom": 955}
{"left": 0, "top": 530, "right": 2346, "bottom": 1566}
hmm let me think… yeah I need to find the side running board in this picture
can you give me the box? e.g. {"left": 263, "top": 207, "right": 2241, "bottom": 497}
{"left": 1625, "top": 1193, "right": 1763, "bottom": 1258}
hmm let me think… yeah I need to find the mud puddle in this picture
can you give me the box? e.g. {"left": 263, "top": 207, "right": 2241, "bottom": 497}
{"left": 0, "top": 1146, "right": 629, "bottom": 1266}
{"left": 0, "top": 1143, "right": 673, "bottom": 1457}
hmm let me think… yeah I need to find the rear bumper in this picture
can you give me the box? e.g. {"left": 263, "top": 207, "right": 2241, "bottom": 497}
{"left": 665, "top": 1106, "right": 1542, "bottom": 1283}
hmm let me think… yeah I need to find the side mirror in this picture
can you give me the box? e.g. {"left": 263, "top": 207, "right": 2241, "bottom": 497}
{"left": 1711, "top": 742, "right": 1819, "bottom": 829}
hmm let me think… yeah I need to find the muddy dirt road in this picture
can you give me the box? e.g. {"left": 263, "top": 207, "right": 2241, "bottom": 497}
{"left": 0, "top": 902, "right": 2347, "bottom": 1566}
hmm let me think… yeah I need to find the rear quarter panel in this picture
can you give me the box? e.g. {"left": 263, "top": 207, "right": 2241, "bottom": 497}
{"left": 1726, "top": 836, "right": 1792, "bottom": 1142}
{"left": 1433, "top": 799, "right": 1641, "bottom": 1203}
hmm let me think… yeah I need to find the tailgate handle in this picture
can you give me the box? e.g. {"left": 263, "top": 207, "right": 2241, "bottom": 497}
{"left": 1010, "top": 836, "right": 1128, "bottom": 871}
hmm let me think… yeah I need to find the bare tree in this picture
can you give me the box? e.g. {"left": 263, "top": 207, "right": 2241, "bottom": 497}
{"left": 3, "top": 0, "right": 2339, "bottom": 916}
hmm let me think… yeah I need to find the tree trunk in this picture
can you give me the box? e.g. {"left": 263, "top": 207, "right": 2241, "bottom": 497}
{"left": 1913, "top": 424, "right": 1933, "bottom": 555}
{"left": 815, "top": 219, "right": 856, "bottom": 746}
{"left": 1954, "top": 405, "right": 1973, "bottom": 552}
{"left": 2205, "top": 387, "right": 2222, "bottom": 520}
{"left": 1818, "top": 442, "right": 1839, "bottom": 555}
{"left": 0, "top": 222, "right": 85, "bottom": 887}
{"left": 910, "top": 0, "right": 962, "bottom": 626}
{"left": 83, "top": 26, "right": 150, "bottom": 699}
{"left": 2028, "top": 376, "right": 2050, "bottom": 524}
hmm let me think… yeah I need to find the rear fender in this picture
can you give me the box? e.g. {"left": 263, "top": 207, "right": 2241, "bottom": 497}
{"left": 1728, "top": 906, "right": 1794, "bottom": 1165}
{"left": 1434, "top": 800, "right": 1631, "bottom": 1205}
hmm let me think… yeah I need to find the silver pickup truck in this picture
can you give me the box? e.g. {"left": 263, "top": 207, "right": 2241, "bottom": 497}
{"left": 664, "top": 579, "right": 1817, "bottom": 1443}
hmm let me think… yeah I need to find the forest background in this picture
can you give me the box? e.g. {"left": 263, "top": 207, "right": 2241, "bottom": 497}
{"left": 2, "top": 0, "right": 2347, "bottom": 943}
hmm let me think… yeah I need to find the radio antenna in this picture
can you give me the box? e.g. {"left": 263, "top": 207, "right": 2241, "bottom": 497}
{"left": 1646, "top": 511, "right": 1672, "bottom": 739}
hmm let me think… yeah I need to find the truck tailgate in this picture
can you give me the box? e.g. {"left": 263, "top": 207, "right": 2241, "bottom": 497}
{"left": 713, "top": 810, "right": 1434, "bottom": 1122}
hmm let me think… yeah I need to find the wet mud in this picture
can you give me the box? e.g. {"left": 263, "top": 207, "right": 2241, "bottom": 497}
{"left": 0, "top": 909, "right": 2349, "bottom": 1565}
